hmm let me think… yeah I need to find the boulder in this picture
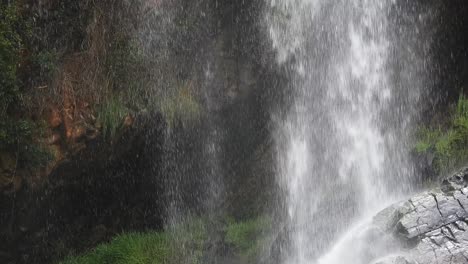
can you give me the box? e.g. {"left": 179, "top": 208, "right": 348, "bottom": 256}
{"left": 372, "top": 255, "right": 413, "bottom": 264}
{"left": 373, "top": 167, "right": 468, "bottom": 264}
{"left": 441, "top": 167, "right": 468, "bottom": 192}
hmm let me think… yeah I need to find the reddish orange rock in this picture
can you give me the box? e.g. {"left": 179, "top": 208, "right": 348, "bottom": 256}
{"left": 48, "top": 133, "right": 62, "bottom": 145}
{"left": 49, "top": 109, "right": 62, "bottom": 128}
{"left": 123, "top": 115, "right": 134, "bottom": 127}
{"left": 72, "top": 126, "right": 87, "bottom": 142}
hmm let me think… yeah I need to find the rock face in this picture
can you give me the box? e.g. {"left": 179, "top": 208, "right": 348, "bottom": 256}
{"left": 0, "top": 112, "right": 169, "bottom": 264}
{"left": 374, "top": 167, "right": 468, "bottom": 264}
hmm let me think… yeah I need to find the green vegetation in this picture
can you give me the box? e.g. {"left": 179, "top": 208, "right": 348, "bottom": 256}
{"left": 104, "top": 35, "right": 149, "bottom": 109}
{"left": 2, "top": 0, "right": 206, "bottom": 154}
{"left": 61, "top": 220, "right": 207, "bottom": 264}
{"left": 60, "top": 217, "right": 271, "bottom": 264}
{"left": 225, "top": 216, "right": 271, "bottom": 262}
{"left": 0, "top": 2, "right": 51, "bottom": 169}
{"left": 95, "top": 9, "right": 204, "bottom": 136}
{"left": 415, "top": 94, "right": 468, "bottom": 174}
{"left": 97, "top": 96, "right": 130, "bottom": 141}
{"left": 0, "top": 3, "right": 22, "bottom": 116}
{"left": 60, "top": 232, "right": 171, "bottom": 264}
{"left": 0, "top": 120, "right": 52, "bottom": 168}
{"left": 33, "top": 50, "right": 60, "bottom": 80}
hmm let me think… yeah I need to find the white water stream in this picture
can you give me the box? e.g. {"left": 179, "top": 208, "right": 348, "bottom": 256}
{"left": 267, "top": 1, "right": 427, "bottom": 263}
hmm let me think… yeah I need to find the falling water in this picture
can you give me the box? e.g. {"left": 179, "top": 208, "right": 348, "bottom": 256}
{"left": 267, "top": 0, "right": 429, "bottom": 263}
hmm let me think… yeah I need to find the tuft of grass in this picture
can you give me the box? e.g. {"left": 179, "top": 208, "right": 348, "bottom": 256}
{"left": 225, "top": 216, "right": 271, "bottom": 262}
{"left": 59, "top": 232, "right": 171, "bottom": 264}
{"left": 59, "top": 217, "right": 272, "bottom": 264}
{"left": 414, "top": 127, "right": 442, "bottom": 154}
{"left": 415, "top": 93, "right": 468, "bottom": 174}
{"left": 97, "top": 96, "right": 129, "bottom": 140}
{"left": 60, "top": 220, "right": 207, "bottom": 264}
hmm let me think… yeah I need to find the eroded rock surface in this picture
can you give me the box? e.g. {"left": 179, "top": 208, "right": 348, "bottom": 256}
{"left": 374, "top": 167, "right": 468, "bottom": 264}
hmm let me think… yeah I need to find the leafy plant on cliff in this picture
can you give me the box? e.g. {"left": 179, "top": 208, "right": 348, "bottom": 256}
{"left": 0, "top": 120, "right": 52, "bottom": 168}
{"left": 97, "top": 96, "right": 129, "bottom": 141}
{"left": 33, "top": 50, "right": 60, "bottom": 80}
{"left": 0, "top": 2, "right": 51, "bottom": 169}
{"left": 415, "top": 93, "right": 468, "bottom": 174}
{"left": 0, "top": 3, "right": 22, "bottom": 117}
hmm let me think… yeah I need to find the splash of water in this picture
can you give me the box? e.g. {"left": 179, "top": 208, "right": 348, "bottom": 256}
{"left": 267, "top": 0, "right": 427, "bottom": 263}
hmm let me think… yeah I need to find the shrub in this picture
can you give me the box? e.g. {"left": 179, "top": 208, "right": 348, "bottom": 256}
{"left": 33, "top": 50, "right": 60, "bottom": 80}
{"left": 0, "top": 2, "right": 51, "bottom": 169}
{"left": 415, "top": 93, "right": 468, "bottom": 174}
{"left": 0, "top": 119, "right": 52, "bottom": 169}
{"left": 0, "top": 2, "right": 22, "bottom": 116}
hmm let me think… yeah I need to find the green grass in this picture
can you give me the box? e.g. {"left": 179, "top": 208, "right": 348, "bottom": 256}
{"left": 97, "top": 96, "right": 129, "bottom": 141}
{"left": 415, "top": 93, "right": 468, "bottom": 174}
{"left": 225, "top": 216, "right": 271, "bottom": 262}
{"left": 59, "top": 217, "right": 271, "bottom": 264}
{"left": 60, "top": 232, "right": 171, "bottom": 264}
{"left": 60, "top": 219, "right": 207, "bottom": 264}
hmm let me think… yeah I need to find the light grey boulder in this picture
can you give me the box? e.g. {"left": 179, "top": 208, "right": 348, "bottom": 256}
{"left": 373, "top": 167, "right": 468, "bottom": 264}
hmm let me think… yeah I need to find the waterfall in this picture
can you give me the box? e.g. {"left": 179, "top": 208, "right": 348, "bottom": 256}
{"left": 267, "top": 0, "right": 430, "bottom": 263}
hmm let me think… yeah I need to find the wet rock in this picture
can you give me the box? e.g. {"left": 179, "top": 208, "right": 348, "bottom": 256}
{"left": 71, "top": 126, "right": 87, "bottom": 142}
{"left": 0, "top": 152, "right": 16, "bottom": 172}
{"left": 123, "top": 114, "right": 134, "bottom": 128}
{"left": 395, "top": 189, "right": 468, "bottom": 240}
{"left": 374, "top": 203, "right": 410, "bottom": 233}
{"left": 375, "top": 167, "right": 468, "bottom": 264}
{"left": 441, "top": 167, "right": 468, "bottom": 193}
{"left": 372, "top": 255, "right": 413, "bottom": 264}
{"left": 89, "top": 225, "right": 109, "bottom": 245}
{"left": 48, "top": 108, "right": 62, "bottom": 128}
{"left": 0, "top": 153, "right": 19, "bottom": 192}
{"left": 412, "top": 221, "right": 468, "bottom": 264}
{"left": 47, "top": 133, "right": 61, "bottom": 145}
